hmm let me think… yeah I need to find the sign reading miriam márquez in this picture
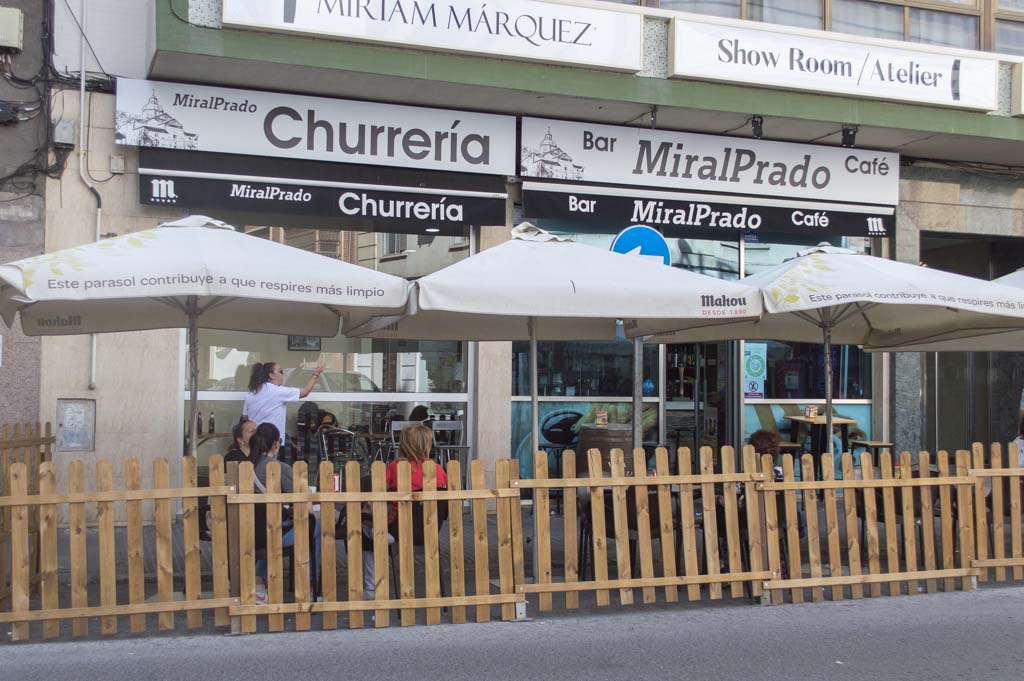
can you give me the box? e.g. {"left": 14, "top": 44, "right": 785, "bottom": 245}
{"left": 115, "top": 79, "right": 516, "bottom": 176}
{"left": 222, "top": 0, "right": 644, "bottom": 72}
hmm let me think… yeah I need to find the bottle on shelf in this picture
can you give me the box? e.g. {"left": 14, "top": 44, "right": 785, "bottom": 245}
{"left": 209, "top": 411, "right": 216, "bottom": 435}
{"left": 195, "top": 411, "right": 203, "bottom": 437}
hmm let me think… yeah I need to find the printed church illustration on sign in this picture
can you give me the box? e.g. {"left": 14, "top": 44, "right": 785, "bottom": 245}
{"left": 521, "top": 128, "right": 584, "bottom": 180}
{"left": 115, "top": 91, "right": 199, "bottom": 150}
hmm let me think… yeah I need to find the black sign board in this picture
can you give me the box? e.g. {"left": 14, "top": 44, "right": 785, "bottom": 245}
{"left": 138, "top": 148, "right": 506, "bottom": 235}
{"left": 523, "top": 186, "right": 893, "bottom": 239}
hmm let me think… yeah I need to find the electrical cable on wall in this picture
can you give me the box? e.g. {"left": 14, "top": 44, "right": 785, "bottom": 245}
{"left": 0, "top": 0, "right": 116, "bottom": 198}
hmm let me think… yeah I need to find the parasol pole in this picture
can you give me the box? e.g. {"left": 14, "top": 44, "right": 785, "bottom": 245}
{"left": 822, "top": 315, "right": 834, "bottom": 457}
{"left": 187, "top": 296, "right": 200, "bottom": 459}
{"left": 633, "top": 338, "right": 643, "bottom": 453}
{"left": 529, "top": 316, "right": 539, "bottom": 460}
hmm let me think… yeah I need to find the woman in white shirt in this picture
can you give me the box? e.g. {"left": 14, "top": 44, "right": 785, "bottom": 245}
{"left": 242, "top": 361, "right": 322, "bottom": 443}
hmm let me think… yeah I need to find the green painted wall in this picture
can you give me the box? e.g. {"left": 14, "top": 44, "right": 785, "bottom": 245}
{"left": 157, "top": 1, "right": 1024, "bottom": 141}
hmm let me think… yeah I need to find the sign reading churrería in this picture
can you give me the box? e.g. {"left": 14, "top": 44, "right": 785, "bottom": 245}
{"left": 114, "top": 78, "right": 516, "bottom": 176}
{"left": 221, "top": 0, "right": 644, "bottom": 72}
{"left": 671, "top": 18, "right": 998, "bottom": 111}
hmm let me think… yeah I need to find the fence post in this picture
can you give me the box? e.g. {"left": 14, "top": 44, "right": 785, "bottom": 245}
{"left": 225, "top": 461, "right": 242, "bottom": 634}
{"left": 741, "top": 446, "right": 765, "bottom": 602}
{"left": 208, "top": 455, "right": 231, "bottom": 628}
{"left": 39, "top": 461, "right": 59, "bottom": 639}
{"left": 125, "top": 458, "right": 146, "bottom": 634}
{"left": 9, "top": 462, "right": 29, "bottom": 641}
{"left": 0, "top": 424, "right": 9, "bottom": 612}
{"left": 956, "top": 450, "right": 977, "bottom": 590}
{"left": 972, "top": 443, "right": 988, "bottom": 583}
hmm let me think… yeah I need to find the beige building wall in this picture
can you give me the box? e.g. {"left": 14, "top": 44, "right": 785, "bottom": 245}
{"left": 42, "top": 91, "right": 184, "bottom": 520}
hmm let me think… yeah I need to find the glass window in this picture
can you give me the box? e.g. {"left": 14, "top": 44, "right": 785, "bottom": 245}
{"left": 909, "top": 8, "right": 979, "bottom": 49}
{"left": 380, "top": 232, "right": 407, "bottom": 256}
{"left": 996, "top": 19, "right": 1024, "bottom": 55}
{"left": 748, "top": 0, "right": 823, "bottom": 29}
{"left": 1000, "top": 0, "right": 1024, "bottom": 10}
{"left": 831, "top": 0, "right": 905, "bottom": 41}
{"left": 512, "top": 339, "right": 660, "bottom": 397}
{"left": 192, "top": 399, "right": 467, "bottom": 473}
{"left": 193, "top": 329, "right": 466, "bottom": 395}
{"left": 743, "top": 235, "right": 873, "bottom": 400}
{"left": 660, "top": 0, "right": 742, "bottom": 19}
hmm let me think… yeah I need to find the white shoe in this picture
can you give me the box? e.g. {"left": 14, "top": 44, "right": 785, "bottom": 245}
{"left": 255, "top": 585, "right": 268, "bottom": 605}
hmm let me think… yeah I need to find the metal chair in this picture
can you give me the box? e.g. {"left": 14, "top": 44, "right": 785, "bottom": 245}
{"left": 318, "top": 425, "right": 359, "bottom": 473}
{"left": 386, "top": 421, "right": 422, "bottom": 462}
{"left": 431, "top": 420, "right": 467, "bottom": 467}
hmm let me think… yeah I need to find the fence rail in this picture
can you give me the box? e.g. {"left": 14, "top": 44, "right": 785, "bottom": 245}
{"left": 2, "top": 441, "right": 1024, "bottom": 642}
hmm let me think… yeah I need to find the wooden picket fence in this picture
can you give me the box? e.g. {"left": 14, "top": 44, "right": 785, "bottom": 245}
{"left": 759, "top": 450, "right": 977, "bottom": 603}
{"left": 968, "top": 442, "right": 1024, "bottom": 583}
{"left": 229, "top": 457, "right": 524, "bottom": 633}
{"left": 0, "top": 454, "right": 523, "bottom": 641}
{"left": 0, "top": 423, "right": 54, "bottom": 610}
{"left": 3, "top": 443, "right": 1024, "bottom": 642}
{"left": 517, "top": 446, "right": 771, "bottom": 610}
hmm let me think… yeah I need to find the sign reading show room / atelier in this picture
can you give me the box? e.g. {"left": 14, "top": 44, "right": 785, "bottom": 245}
{"left": 115, "top": 79, "right": 516, "bottom": 176}
{"left": 222, "top": 0, "right": 643, "bottom": 72}
{"left": 671, "top": 18, "right": 998, "bottom": 111}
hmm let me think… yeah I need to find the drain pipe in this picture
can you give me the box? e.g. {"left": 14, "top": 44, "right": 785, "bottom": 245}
{"left": 78, "top": 0, "right": 102, "bottom": 390}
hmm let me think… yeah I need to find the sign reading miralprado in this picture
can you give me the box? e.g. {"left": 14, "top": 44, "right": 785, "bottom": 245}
{"left": 222, "top": 0, "right": 643, "bottom": 72}
{"left": 520, "top": 117, "right": 899, "bottom": 206}
{"left": 114, "top": 79, "right": 516, "bottom": 175}
{"left": 671, "top": 18, "right": 998, "bottom": 111}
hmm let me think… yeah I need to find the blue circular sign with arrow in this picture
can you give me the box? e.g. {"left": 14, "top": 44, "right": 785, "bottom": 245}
{"left": 609, "top": 224, "right": 671, "bottom": 266}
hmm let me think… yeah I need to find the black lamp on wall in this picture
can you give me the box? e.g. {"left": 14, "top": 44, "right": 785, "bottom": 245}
{"left": 751, "top": 115, "right": 763, "bottom": 140}
{"left": 841, "top": 125, "right": 858, "bottom": 148}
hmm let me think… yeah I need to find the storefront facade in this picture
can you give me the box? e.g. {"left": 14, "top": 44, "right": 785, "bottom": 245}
{"left": 36, "top": 0, "right": 1024, "bottom": 489}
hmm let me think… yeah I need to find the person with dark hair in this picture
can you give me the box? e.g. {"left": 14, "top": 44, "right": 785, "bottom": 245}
{"left": 249, "top": 422, "right": 321, "bottom": 604}
{"left": 748, "top": 429, "right": 782, "bottom": 458}
{"left": 225, "top": 419, "right": 256, "bottom": 464}
{"left": 408, "top": 405, "right": 430, "bottom": 422}
{"left": 242, "top": 361, "right": 322, "bottom": 444}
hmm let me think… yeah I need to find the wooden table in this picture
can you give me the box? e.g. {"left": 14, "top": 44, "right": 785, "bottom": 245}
{"left": 784, "top": 415, "right": 857, "bottom": 456}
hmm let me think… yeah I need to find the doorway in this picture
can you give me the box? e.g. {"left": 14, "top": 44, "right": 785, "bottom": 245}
{"left": 920, "top": 233, "right": 1024, "bottom": 454}
{"left": 664, "top": 342, "right": 737, "bottom": 470}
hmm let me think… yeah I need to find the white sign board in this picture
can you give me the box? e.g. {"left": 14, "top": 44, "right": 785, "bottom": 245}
{"left": 671, "top": 19, "right": 999, "bottom": 111}
{"left": 222, "top": 0, "right": 644, "bottom": 72}
{"left": 743, "top": 342, "right": 767, "bottom": 399}
{"left": 115, "top": 79, "right": 516, "bottom": 175}
{"left": 521, "top": 117, "right": 900, "bottom": 205}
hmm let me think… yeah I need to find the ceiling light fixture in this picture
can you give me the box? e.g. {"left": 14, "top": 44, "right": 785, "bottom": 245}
{"left": 751, "top": 115, "right": 763, "bottom": 140}
{"left": 841, "top": 124, "right": 858, "bottom": 148}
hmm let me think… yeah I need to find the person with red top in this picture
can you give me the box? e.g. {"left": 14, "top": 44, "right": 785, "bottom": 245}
{"left": 360, "top": 423, "right": 448, "bottom": 602}
{"left": 385, "top": 423, "right": 448, "bottom": 523}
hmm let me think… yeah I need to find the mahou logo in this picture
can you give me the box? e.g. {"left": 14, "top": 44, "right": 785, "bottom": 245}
{"left": 284, "top": 0, "right": 296, "bottom": 23}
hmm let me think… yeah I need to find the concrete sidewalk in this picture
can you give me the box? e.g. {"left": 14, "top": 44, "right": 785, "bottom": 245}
{"left": 4, "top": 585, "right": 1023, "bottom": 680}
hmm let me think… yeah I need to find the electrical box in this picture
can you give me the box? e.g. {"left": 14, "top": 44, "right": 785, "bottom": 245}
{"left": 53, "top": 119, "right": 76, "bottom": 148}
{"left": 0, "top": 8, "right": 24, "bottom": 53}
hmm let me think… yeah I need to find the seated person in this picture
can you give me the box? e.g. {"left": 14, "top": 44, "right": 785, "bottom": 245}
{"left": 225, "top": 419, "right": 257, "bottom": 464}
{"left": 250, "top": 422, "right": 321, "bottom": 604}
{"left": 408, "top": 405, "right": 430, "bottom": 422}
{"left": 361, "top": 424, "right": 447, "bottom": 601}
{"left": 749, "top": 429, "right": 782, "bottom": 459}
